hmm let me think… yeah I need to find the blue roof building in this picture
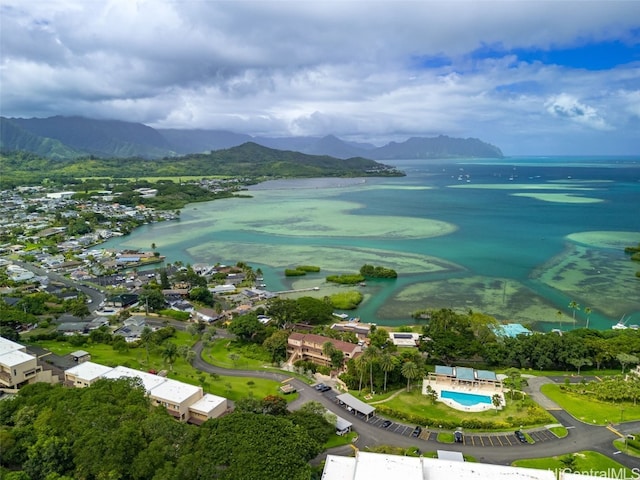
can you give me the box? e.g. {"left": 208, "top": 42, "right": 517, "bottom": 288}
{"left": 493, "top": 323, "right": 532, "bottom": 338}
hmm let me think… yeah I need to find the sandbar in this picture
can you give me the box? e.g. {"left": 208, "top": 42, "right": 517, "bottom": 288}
{"left": 510, "top": 193, "right": 604, "bottom": 203}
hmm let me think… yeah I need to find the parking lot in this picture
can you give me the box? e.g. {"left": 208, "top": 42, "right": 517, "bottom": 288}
{"left": 328, "top": 388, "right": 561, "bottom": 448}
{"left": 364, "top": 413, "right": 559, "bottom": 447}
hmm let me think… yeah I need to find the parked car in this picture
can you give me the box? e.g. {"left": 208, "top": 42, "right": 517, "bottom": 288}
{"left": 514, "top": 430, "right": 527, "bottom": 443}
{"left": 319, "top": 385, "right": 332, "bottom": 392}
{"left": 411, "top": 426, "right": 422, "bottom": 437}
{"left": 314, "top": 383, "right": 326, "bottom": 391}
{"left": 381, "top": 420, "right": 392, "bottom": 428}
{"left": 454, "top": 431, "right": 463, "bottom": 443}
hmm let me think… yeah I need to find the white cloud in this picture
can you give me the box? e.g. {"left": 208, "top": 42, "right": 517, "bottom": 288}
{"left": 545, "top": 93, "right": 612, "bottom": 130}
{"left": 1, "top": 0, "right": 639, "bottom": 154}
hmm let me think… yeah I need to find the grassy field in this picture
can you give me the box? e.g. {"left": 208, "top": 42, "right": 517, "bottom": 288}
{"left": 379, "top": 388, "right": 554, "bottom": 429}
{"left": 202, "top": 338, "right": 314, "bottom": 385}
{"left": 541, "top": 384, "right": 640, "bottom": 424}
{"left": 29, "top": 334, "right": 294, "bottom": 403}
{"left": 512, "top": 451, "right": 634, "bottom": 477}
{"left": 204, "top": 338, "right": 271, "bottom": 369}
{"left": 324, "top": 432, "right": 357, "bottom": 449}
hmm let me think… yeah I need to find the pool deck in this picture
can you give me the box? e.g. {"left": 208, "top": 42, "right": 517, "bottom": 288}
{"left": 422, "top": 378, "right": 505, "bottom": 413}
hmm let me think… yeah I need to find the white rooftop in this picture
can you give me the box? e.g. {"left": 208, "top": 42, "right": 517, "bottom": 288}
{"left": 322, "top": 452, "right": 557, "bottom": 480}
{"left": 148, "top": 377, "right": 202, "bottom": 403}
{"left": 189, "top": 393, "right": 227, "bottom": 414}
{"left": 436, "top": 450, "right": 464, "bottom": 462}
{"left": 0, "top": 349, "right": 35, "bottom": 367}
{"left": 0, "top": 336, "right": 25, "bottom": 356}
{"left": 65, "top": 361, "right": 114, "bottom": 382}
{"left": 101, "top": 366, "right": 167, "bottom": 393}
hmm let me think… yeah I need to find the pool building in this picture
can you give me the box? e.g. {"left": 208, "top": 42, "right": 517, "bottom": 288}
{"left": 422, "top": 366, "right": 505, "bottom": 412}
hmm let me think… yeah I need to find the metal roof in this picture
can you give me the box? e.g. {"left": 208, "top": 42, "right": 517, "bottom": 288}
{"left": 336, "top": 393, "right": 376, "bottom": 416}
{"left": 476, "top": 369, "right": 498, "bottom": 381}
{"left": 455, "top": 366, "right": 475, "bottom": 381}
{"left": 435, "top": 365, "right": 454, "bottom": 376}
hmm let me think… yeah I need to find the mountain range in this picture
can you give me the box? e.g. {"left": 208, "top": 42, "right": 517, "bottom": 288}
{"left": 0, "top": 116, "right": 503, "bottom": 160}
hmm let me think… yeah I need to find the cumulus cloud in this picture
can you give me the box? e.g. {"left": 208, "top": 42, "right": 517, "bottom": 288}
{"left": 1, "top": 0, "right": 639, "bottom": 154}
{"left": 545, "top": 94, "right": 612, "bottom": 130}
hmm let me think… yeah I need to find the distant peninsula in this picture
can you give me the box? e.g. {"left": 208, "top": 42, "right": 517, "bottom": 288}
{"left": 1, "top": 115, "right": 503, "bottom": 160}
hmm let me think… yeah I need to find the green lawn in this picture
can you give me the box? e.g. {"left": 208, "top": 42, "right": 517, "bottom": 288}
{"left": 540, "top": 384, "right": 640, "bottom": 424}
{"left": 202, "top": 338, "right": 314, "bottom": 385}
{"left": 613, "top": 438, "right": 640, "bottom": 458}
{"left": 204, "top": 338, "right": 270, "bottom": 369}
{"left": 28, "top": 334, "right": 295, "bottom": 403}
{"left": 549, "top": 426, "right": 568, "bottom": 438}
{"left": 437, "top": 432, "right": 454, "bottom": 443}
{"left": 324, "top": 432, "right": 357, "bottom": 449}
{"left": 513, "top": 451, "right": 634, "bottom": 477}
{"left": 380, "top": 389, "right": 554, "bottom": 430}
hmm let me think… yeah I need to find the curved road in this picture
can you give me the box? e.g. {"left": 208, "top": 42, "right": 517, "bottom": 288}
{"left": 190, "top": 341, "right": 640, "bottom": 469}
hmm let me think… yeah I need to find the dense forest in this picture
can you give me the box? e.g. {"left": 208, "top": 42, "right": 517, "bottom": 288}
{"left": 0, "top": 379, "right": 331, "bottom": 480}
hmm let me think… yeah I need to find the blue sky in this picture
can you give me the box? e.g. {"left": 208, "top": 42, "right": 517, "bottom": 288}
{"left": 1, "top": 1, "right": 639, "bottom": 155}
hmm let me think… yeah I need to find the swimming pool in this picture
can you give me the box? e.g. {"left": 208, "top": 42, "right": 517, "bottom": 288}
{"left": 440, "top": 390, "right": 492, "bottom": 406}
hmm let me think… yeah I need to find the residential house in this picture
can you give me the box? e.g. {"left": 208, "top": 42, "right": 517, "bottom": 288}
{"left": 0, "top": 336, "right": 57, "bottom": 390}
{"left": 390, "top": 332, "right": 422, "bottom": 348}
{"left": 287, "top": 333, "right": 362, "bottom": 367}
{"left": 330, "top": 322, "right": 372, "bottom": 342}
{"left": 193, "top": 307, "right": 223, "bottom": 324}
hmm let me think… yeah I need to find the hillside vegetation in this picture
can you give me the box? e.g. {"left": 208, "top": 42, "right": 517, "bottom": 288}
{"left": 0, "top": 143, "right": 402, "bottom": 188}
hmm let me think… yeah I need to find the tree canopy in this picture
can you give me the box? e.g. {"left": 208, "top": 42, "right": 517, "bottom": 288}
{"left": 0, "top": 379, "right": 331, "bottom": 480}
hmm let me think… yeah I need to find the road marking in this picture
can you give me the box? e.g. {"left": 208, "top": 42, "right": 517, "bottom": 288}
{"left": 606, "top": 425, "right": 624, "bottom": 438}
{"left": 546, "top": 407, "right": 562, "bottom": 411}
{"left": 566, "top": 426, "right": 576, "bottom": 429}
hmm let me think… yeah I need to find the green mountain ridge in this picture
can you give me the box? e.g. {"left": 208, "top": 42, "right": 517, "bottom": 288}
{"left": 1, "top": 116, "right": 504, "bottom": 160}
{"left": 0, "top": 142, "right": 402, "bottom": 188}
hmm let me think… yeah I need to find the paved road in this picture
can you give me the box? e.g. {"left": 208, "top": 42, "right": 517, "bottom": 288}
{"left": 190, "top": 341, "right": 640, "bottom": 469}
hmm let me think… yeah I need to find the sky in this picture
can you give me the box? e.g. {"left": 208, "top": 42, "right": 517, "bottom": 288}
{"left": 1, "top": 1, "right": 639, "bottom": 156}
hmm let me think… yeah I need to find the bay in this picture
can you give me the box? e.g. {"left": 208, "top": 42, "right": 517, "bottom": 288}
{"left": 100, "top": 156, "right": 640, "bottom": 331}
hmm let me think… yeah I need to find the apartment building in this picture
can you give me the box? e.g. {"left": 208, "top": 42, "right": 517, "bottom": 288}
{"left": 0, "top": 336, "right": 57, "bottom": 390}
{"left": 287, "top": 333, "right": 362, "bottom": 367}
{"left": 64, "top": 362, "right": 228, "bottom": 423}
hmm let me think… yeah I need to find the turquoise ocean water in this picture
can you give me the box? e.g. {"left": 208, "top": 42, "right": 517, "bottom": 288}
{"left": 100, "top": 156, "right": 640, "bottom": 332}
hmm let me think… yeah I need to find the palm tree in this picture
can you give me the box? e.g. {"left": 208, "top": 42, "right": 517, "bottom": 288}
{"left": 162, "top": 342, "right": 178, "bottom": 371}
{"left": 355, "top": 355, "right": 367, "bottom": 393}
{"left": 568, "top": 301, "right": 580, "bottom": 328}
{"left": 556, "top": 310, "right": 563, "bottom": 330}
{"left": 584, "top": 307, "right": 592, "bottom": 329}
{"left": 140, "top": 326, "right": 154, "bottom": 364}
{"left": 379, "top": 351, "right": 397, "bottom": 392}
{"left": 363, "top": 346, "right": 380, "bottom": 394}
{"left": 401, "top": 361, "right": 420, "bottom": 392}
{"left": 491, "top": 394, "right": 502, "bottom": 413}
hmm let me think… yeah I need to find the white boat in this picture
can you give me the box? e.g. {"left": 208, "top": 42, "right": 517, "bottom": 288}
{"left": 613, "top": 315, "right": 630, "bottom": 330}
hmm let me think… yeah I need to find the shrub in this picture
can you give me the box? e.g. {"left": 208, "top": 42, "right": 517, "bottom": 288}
{"left": 296, "top": 265, "right": 321, "bottom": 272}
{"left": 157, "top": 309, "right": 190, "bottom": 321}
{"left": 285, "top": 269, "right": 306, "bottom": 277}
{"left": 329, "top": 291, "right": 363, "bottom": 310}
{"left": 360, "top": 264, "right": 398, "bottom": 279}
{"left": 326, "top": 274, "right": 365, "bottom": 285}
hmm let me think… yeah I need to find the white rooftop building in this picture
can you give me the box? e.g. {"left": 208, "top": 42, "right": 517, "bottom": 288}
{"left": 64, "top": 361, "right": 228, "bottom": 423}
{"left": 320, "top": 451, "right": 606, "bottom": 480}
{"left": 0, "top": 336, "right": 58, "bottom": 389}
